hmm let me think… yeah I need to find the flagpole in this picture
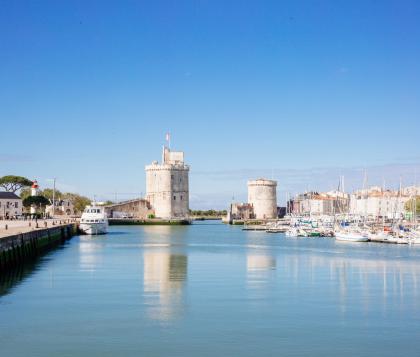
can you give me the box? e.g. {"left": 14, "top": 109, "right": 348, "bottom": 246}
{"left": 166, "top": 132, "right": 171, "bottom": 150}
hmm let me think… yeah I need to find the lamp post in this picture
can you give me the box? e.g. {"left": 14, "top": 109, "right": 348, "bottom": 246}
{"left": 52, "top": 178, "right": 56, "bottom": 218}
{"left": 47, "top": 178, "right": 57, "bottom": 218}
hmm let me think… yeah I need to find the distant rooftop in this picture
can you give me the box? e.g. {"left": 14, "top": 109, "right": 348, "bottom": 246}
{"left": 0, "top": 192, "right": 21, "bottom": 199}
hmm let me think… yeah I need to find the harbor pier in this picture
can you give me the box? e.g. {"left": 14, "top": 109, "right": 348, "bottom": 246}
{"left": 0, "top": 221, "right": 77, "bottom": 271}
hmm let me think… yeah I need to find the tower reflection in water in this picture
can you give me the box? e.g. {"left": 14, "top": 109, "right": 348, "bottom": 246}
{"left": 247, "top": 252, "right": 277, "bottom": 293}
{"left": 142, "top": 227, "right": 188, "bottom": 323}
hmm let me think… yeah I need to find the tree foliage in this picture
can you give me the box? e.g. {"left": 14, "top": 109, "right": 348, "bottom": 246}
{"left": 0, "top": 175, "right": 33, "bottom": 192}
{"left": 21, "top": 187, "right": 91, "bottom": 214}
{"left": 62, "top": 193, "right": 91, "bottom": 214}
{"left": 20, "top": 188, "right": 31, "bottom": 200}
{"left": 42, "top": 188, "right": 63, "bottom": 200}
{"left": 405, "top": 197, "right": 420, "bottom": 214}
{"left": 189, "top": 209, "right": 227, "bottom": 217}
{"left": 20, "top": 188, "right": 63, "bottom": 201}
{"left": 23, "top": 195, "right": 50, "bottom": 208}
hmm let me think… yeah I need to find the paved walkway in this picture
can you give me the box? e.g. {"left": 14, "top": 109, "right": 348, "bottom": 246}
{"left": 0, "top": 219, "right": 76, "bottom": 238}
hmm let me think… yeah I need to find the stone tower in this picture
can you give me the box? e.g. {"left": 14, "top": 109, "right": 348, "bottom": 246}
{"left": 248, "top": 179, "right": 277, "bottom": 219}
{"left": 145, "top": 146, "right": 190, "bottom": 219}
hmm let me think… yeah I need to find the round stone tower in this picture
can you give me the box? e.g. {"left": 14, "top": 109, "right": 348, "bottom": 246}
{"left": 145, "top": 147, "right": 189, "bottom": 219}
{"left": 248, "top": 179, "right": 277, "bottom": 219}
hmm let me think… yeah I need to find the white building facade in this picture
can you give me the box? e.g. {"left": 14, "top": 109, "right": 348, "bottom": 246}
{"left": 291, "top": 191, "right": 349, "bottom": 216}
{"left": 0, "top": 192, "right": 23, "bottom": 219}
{"left": 349, "top": 189, "right": 409, "bottom": 219}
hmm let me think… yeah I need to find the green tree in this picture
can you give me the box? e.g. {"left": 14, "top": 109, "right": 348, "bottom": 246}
{"left": 101, "top": 200, "right": 114, "bottom": 206}
{"left": 23, "top": 195, "right": 50, "bottom": 210}
{"left": 405, "top": 197, "right": 420, "bottom": 214}
{"left": 41, "top": 188, "right": 63, "bottom": 201}
{"left": 62, "top": 193, "right": 91, "bottom": 214}
{"left": 20, "top": 188, "right": 31, "bottom": 200}
{"left": 20, "top": 188, "right": 63, "bottom": 201}
{"left": 0, "top": 175, "right": 33, "bottom": 192}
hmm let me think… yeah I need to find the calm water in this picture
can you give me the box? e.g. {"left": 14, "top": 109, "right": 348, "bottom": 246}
{"left": 1, "top": 222, "right": 420, "bottom": 356}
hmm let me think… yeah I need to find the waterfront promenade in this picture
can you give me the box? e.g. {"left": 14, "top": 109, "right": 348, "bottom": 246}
{"left": 0, "top": 219, "right": 76, "bottom": 238}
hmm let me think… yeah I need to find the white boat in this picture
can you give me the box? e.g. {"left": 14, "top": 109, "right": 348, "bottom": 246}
{"left": 408, "top": 230, "right": 420, "bottom": 244}
{"left": 335, "top": 230, "right": 369, "bottom": 242}
{"left": 368, "top": 231, "right": 408, "bottom": 244}
{"left": 79, "top": 205, "right": 108, "bottom": 235}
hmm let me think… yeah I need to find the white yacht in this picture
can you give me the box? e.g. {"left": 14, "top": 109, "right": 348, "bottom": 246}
{"left": 79, "top": 205, "right": 108, "bottom": 235}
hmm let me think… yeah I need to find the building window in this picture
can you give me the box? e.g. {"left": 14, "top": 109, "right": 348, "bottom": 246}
{"left": 181, "top": 195, "right": 183, "bottom": 200}
{"left": 171, "top": 175, "right": 174, "bottom": 179}
{"left": 15, "top": 202, "right": 18, "bottom": 208}
{"left": 173, "top": 196, "right": 176, "bottom": 201}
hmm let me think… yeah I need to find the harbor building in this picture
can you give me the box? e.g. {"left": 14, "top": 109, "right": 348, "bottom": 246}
{"left": 105, "top": 198, "right": 153, "bottom": 219}
{"left": 226, "top": 203, "right": 255, "bottom": 222}
{"left": 0, "top": 192, "right": 22, "bottom": 219}
{"left": 349, "top": 187, "right": 410, "bottom": 219}
{"left": 104, "top": 143, "right": 190, "bottom": 221}
{"left": 248, "top": 179, "right": 278, "bottom": 219}
{"left": 289, "top": 191, "right": 349, "bottom": 216}
{"left": 145, "top": 146, "right": 190, "bottom": 219}
{"left": 45, "top": 199, "right": 75, "bottom": 217}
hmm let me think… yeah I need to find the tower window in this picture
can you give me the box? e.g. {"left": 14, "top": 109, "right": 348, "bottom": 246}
{"left": 173, "top": 196, "right": 176, "bottom": 200}
{"left": 181, "top": 196, "right": 183, "bottom": 200}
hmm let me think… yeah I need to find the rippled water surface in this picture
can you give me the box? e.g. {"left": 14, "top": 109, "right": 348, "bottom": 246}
{"left": 1, "top": 222, "right": 420, "bottom": 356}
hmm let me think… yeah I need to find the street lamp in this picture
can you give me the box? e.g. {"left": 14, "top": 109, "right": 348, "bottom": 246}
{"left": 46, "top": 178, "right": 57, "bottom": 218}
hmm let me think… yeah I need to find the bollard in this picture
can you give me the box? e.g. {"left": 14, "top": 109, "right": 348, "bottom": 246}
{"left": 29, "top": 222, "right": 31, "bottom": 227}
{"left": 5, "top": 224, "right": 8, "bottom": 230}
{"left": 36, "top": 222, "right": 39, "bottom": 228}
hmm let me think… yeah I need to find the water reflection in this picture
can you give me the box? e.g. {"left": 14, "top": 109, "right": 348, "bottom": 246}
{"left": 0, "top": 260, "right": 39, "bottom": 298}
{"left": 142, "top": 226, "right": 188, "bottom": 323}
{"left": 277, "top": 250, "right": 420, "bottom": 313}
{"left": 247, "top": 255, "right": 276, "bottom": 272}
{"left": 247, "top": 252, "right": 277, "bottom": 294}
{"left": 78, "top": 236, "right": 105, "bottom": 272}
{"left": 143, "top": 251, "right": 188, "bottom": 323}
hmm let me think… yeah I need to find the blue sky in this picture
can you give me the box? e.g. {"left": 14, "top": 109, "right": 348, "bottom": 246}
{"left": 1, "top": 0, "right": 419, "bottom": 208}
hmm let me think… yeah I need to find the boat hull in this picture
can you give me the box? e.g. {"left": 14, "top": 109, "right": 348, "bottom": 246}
{"left": 335, "top": 233, "right": 369, "bottom": 242}
{"left": 79, "top": 222, "right": 108, "bottom": 235}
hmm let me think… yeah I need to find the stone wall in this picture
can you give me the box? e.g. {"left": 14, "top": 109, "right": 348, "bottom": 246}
{"left": 0, "top": 223, "right": 77, "bottom": 271}
{"left": 105, "top": 199, "right": 153, "bottom": 219}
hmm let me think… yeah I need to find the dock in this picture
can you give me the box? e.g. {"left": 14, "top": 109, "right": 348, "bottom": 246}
{"left": 0, "top": 219, "right": 77, "bottom": 271}
{"left": 242, "top": 225, "right": 267, "bottom": 231}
